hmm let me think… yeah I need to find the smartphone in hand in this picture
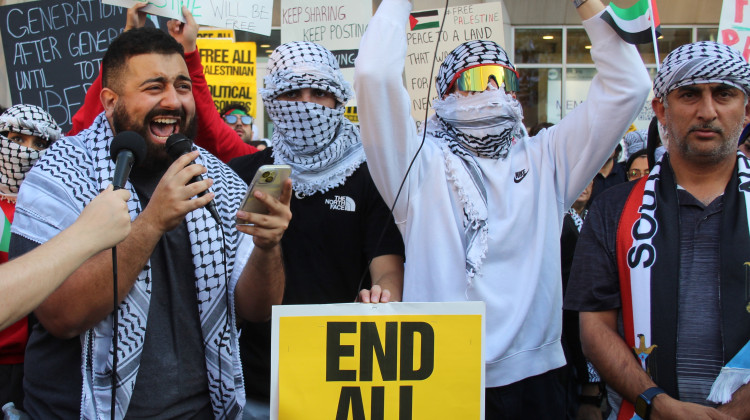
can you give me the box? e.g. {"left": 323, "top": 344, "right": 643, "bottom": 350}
{"left": 237, "top": 165, "right": 291, "bottom": 220}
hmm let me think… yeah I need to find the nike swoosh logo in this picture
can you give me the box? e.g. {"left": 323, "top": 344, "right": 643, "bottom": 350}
{"left": 514, "top": 169, "right": 528, "bottom": 183}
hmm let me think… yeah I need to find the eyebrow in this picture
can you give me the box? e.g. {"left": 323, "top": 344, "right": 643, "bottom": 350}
{"left": 139, "top": 74, "right": 192, "bottom": 87}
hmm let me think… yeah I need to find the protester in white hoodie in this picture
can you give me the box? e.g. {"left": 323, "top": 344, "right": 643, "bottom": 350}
{"left": 354, "top": 0, "right": 651, "bottom": 417}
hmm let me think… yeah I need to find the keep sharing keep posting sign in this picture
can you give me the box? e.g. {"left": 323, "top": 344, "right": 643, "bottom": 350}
{"left": 271, "top": 302, "right": 485, "bottom": 420}
{"left": 720, "top": 0, "right": 750, "bottom": 61}
{"left": 102, "top": 0, "right": 273, "bottom": 35}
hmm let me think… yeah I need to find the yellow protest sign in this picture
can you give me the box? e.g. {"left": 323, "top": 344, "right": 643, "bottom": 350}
{"left": 197, "top": 28, "right": 236, "bottom": 40}
{"left": 195, "top": 38, "right": 257, "bottom": 116}
{"left": 271, "top": 302, "right": 485, "bottom": 420}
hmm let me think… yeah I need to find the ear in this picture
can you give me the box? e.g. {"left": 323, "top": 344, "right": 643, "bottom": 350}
{"left": 652, "top": 97, "right": 666, "bottom": 126}
{"left": 744, "top": 95, "right": 750, "bottom": 126}
{"left": 100, "top": 87, "right": 118, "bottom": 119}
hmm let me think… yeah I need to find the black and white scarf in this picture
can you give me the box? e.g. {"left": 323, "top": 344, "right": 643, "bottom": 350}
{"left": 616, "top": 153, "right": 750, "bottom": 412}
{"left": 0, "top": 104, "right": 61, "bottom": 199}
{"left": 653, "top": 41, "right": 750, "bottom": 99}
{"left": 425, "top": 40, "right": 527, "bottom": 284}
{"left": 0, "top": 135, "right": 42, "bottom": 198}
{"left": 261, "top": 41, "right": 364, "bottom": 196}
{"left": 12, "top": 114, "right": 247, "bottom": 419}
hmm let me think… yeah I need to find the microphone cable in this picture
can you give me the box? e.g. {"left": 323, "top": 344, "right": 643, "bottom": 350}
{"left": 355, "top": 0, "right": 450, "bottom": 300}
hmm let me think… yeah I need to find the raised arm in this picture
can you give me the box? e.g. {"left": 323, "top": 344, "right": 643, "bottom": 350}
{"left": 355, "top": 0, "right": 425, "bottom": 220}
{"left": 169, "top": 7, "right": 258, "bottom": 162}
{"left": 547, "top": 1, "right": 651, "bottom": 207}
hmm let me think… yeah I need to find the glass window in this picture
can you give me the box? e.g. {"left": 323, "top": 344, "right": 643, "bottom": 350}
{"left": 517, "top": 68, "right": 562, "bottom": 128}
{"left": 514, "top": 29, "right": 563, "bottom": 64}
{"left": 697, "top": 27, "right": 719, "bottom": 42}
{"left": 656, "top": 28, "right": 692, "bottom": 63}
{"left": 566, "top": 28, "right": 593, "bottom": 64}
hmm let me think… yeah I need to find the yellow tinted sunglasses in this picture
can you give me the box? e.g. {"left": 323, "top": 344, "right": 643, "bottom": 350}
{"left": 448, "top": 64, "right": 519, "bottom": 94}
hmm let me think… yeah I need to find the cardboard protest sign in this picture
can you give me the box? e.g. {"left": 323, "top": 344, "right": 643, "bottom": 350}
{"left": 404, "top": 3, "right": 505, "bottom": 132}
{"left": 196, "top": 38, "right": 257, "bottom": 116}
{"left": 102, "top": 0, "right": 273, "bottom": 35}
{"left": 719, "top": 0, "right": 750, "bottom": 61}
{"left": 0, "top": 1, "right": 130, "bottom": 132}
{"left": 279, "top": 0, "right": 372, "bottom": 120}
{"left": 197, "top": 27, "right": 235, "bottom": 41}
{"left": 271, "top": 302, "right": 485, "bottom": 420}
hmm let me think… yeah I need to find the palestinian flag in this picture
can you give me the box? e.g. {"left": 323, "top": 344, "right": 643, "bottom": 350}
{"left": 410, "top": 10, "right": 439, "bottom": 31}
{"left": 1, "top": 205, "right": 11, "bottom": 255}
{"left": 601, "top": 0, "right": 661, "bottom": 44}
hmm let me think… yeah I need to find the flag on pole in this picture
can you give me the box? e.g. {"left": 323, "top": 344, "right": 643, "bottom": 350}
{"left": 601, "top": 0, "right": 661, "bottom": 44}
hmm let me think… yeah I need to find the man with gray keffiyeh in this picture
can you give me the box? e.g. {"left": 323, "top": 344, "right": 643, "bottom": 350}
{"left": 9, "top": 27, "right": 291, "bottom": 420}
{"left": 355, "top": 0, "right": 651, "bottom": 418}
{"left": 566, "top": 41, "right": 750, "bottom": 420}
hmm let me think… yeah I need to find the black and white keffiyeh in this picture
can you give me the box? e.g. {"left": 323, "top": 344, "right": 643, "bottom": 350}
{"left": 0, "top": 103, "right": 62, "bottom": 143}
{"left": 0, "top": 104, "right": 61, "bottom": 199}
{"left": 435, "top": 40, "right": 516, "bottom": 99}
{"left": 424, "top": 40, "right": 527, "bottom": 284}
{"left": 261, "top": 41, "right": 364, "bottom": 196}
{"left": 653, "top": 41, "right": 750, "bottom": 99}
{"left": 12, "top": 113, "right": 248, "bottom": 419}
{"left": 0, "top": 135, "right": 41, "bottom": 198}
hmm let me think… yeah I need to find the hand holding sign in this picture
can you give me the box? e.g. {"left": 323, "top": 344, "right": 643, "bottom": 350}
{"left": 168, "top": 6, "right": 199, "bottom": 53}
{"left": 124, "top": 1, "right": 149, "bottom": 31}
{"left": 103, "top": 0, "right": 273, "bottom": 35}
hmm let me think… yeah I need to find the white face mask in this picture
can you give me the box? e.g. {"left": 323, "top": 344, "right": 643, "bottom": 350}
{"left": 0, "top": 134, "right": 42, "bottom": 196}
{"left": 432, "top": 88, "right": 526, "bottom": 159}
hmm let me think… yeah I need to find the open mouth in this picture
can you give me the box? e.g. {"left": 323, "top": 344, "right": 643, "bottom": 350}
{"left": 150, "top": 117, "right": 179, "bottom": 143}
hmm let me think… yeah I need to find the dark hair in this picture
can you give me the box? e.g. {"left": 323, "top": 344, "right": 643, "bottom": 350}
{"left": 529, "top": 122, "right": 554, "bottom": 137}
{"left": 102, "top": 27, "right": 184, "bottom": 90}
{"left": 626, "top": 149, "right": 649, "bottom": 172}
{"left": 646, "top": 116, "right": 662, "bottom": 169}
{"left": 220, "top": 102, "right": 249, "bottom": 116}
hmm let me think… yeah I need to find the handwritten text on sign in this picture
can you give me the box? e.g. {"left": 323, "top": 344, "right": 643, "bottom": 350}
{"left": 280, "top": 0, "right": 372, "bottom": 112}
{"left": 0, "top": 0, "right": 127, "bottom": 131}
{"left": 102, "top": 0, "right": 272, "bottom": 36}
{"left": 404, "top": 3, "right": 505, "bottom": 132}
{"left": 271, "top": 302, "right": 485, "bottom": 420}
{"left": 720, "top": 0, "right": 750, "bottom": 61}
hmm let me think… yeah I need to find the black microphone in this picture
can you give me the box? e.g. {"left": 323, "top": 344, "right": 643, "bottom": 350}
{"left": 109, "top": 131, "right": 147, "bottom": 190}
{"left": 165, "top": 133, "right": 220, "bottom": 222}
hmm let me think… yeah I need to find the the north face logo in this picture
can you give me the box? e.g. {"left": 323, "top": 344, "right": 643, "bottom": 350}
{"left": 325, "top": 196, "right": 356, "bottom": 212}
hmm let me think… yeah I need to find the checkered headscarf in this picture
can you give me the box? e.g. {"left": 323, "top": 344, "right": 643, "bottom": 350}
{"left": 0, "top": 104, "right": 62, "bottom": 143}
{"left": 653, "top": 41, "right": 750, "bottom": 98}
{"left": 261, "top": 41, "right": 365, "bottom": 196}
{"left": 0, "top": 104, "right": 61, "bottom": 197}
{"left": 436, "top": 40, "right": 516, "bottom": 99}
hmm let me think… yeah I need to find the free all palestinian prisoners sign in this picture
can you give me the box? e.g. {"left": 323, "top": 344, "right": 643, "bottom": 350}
{"left": 271, "top": 302, "right": 485, "bottom": 420}
{"left": 195, "top": 38, "right": 257, "bottom": 116}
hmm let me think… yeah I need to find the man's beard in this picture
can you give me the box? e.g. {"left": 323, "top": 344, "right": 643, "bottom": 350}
{"left": 667, "top": 117, "right": 744, "bottom": 165}
{"left": 112, "top": 103, "right": 198, "bottom": 174}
